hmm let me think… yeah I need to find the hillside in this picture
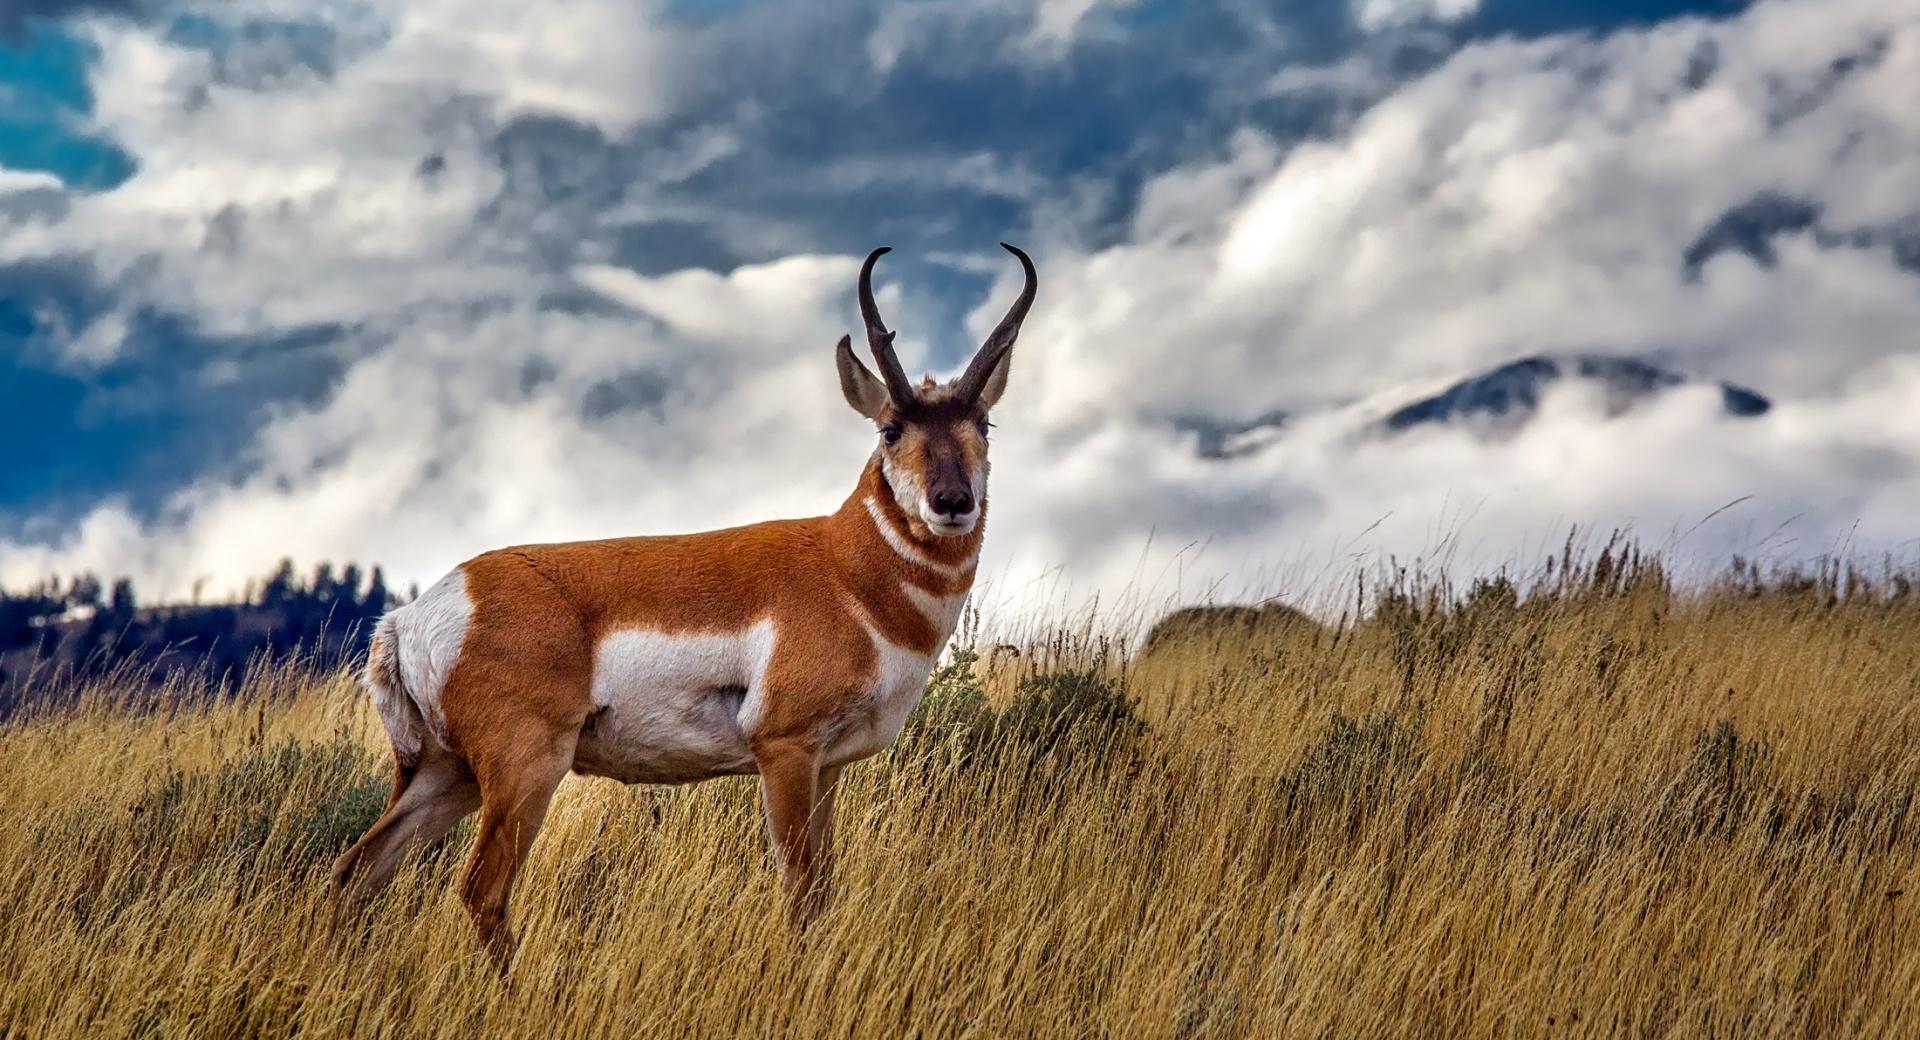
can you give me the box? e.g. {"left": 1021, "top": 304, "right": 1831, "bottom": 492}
{"left": 0, "top": 548, "right": 1915, "bottom": 1037}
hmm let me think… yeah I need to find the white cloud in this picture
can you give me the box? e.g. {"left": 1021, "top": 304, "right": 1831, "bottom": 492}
{"left": 0, "top": 168, "right": 64, "bottom": 194}
{"left": 1018, "top": 0, "right": 1137, "bottom": 57}
{"left": 575, "top": 255, "right": 862, "bottom": 356}
{"left": 976, "top": 0, "right": 1920, "bottom": 601}
{"left": 373, "top": 0, "right": 677, "bottom": 135}
{"left": 1020, "top": 0, "right": 1920, "bottom": 422}
{"left": 1352, "top": 0, "right": 1482, "bottom": 33}
{"left": 1, "top": 1, "right": 678, "bottom": 354}
{"left": 1, "top": 258, "right": 868, "bottom": 598}
{"left": 867, "top": 0, "right": 1134, "bottom": 71}
{"left": 7, "top": 0, "right": 1920, "bottom": 623}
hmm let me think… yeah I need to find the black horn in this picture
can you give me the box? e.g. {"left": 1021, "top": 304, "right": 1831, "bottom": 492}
{"left": 955, "top": 243, "right": 1037, "bottom": 405}
{"left": 858, "top": 247, "right": 916, "bottom": 405}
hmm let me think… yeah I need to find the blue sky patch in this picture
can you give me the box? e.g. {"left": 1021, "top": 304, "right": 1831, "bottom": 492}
{"left": 0, "top": 24, "right": 133, "bottom": 189}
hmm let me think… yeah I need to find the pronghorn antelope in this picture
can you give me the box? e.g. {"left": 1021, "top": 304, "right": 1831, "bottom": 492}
{"left": 331, "top": 244, "right": 1036, "bottom": 962}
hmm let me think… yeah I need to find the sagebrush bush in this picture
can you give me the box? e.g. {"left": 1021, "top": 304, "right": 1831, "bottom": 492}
{"left": 130, "top": 737, "right": 389, "bottom": 866}
{"left": 903, "top": 647, "right": 1144, "bottom": 769}
{"left": 1281, "top": 710, "right": 1421, "bottom": 815}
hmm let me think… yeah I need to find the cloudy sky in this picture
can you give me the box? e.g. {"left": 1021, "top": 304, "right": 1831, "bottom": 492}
{"left": 1, "top": 0, "right": 1916, "bottom": 612}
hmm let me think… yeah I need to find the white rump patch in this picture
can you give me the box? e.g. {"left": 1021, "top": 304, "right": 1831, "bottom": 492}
{"left": 388, "top": 567, "right": 474, "bottom": 754}
{"left": 364, "top": 617, "right": 420, "bottom": 765}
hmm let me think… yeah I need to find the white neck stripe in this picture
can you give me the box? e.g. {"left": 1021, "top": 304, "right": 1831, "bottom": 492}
{"left": 901, "top": 581, "right": 966, "bottom": 633}
{"left": 863, "top": 496, "right": 970, "bottom": 575}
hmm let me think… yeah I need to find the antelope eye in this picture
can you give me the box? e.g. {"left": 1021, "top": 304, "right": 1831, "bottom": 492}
{"left": 881, "top": 424, "right": 902, "bottom": 445}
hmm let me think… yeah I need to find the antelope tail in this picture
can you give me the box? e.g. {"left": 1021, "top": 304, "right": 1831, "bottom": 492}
{"left": 365, "top": 615, "right": 426, "bottom": 769}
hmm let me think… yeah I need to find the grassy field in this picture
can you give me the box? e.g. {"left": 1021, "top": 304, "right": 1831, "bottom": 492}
{"left": 1, "top": 547, "right": 1917, "bottom": 1038}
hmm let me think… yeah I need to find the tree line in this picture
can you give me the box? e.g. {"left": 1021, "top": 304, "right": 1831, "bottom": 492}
{"left": 0, "top": 559, "right": 403, "bottom": 708}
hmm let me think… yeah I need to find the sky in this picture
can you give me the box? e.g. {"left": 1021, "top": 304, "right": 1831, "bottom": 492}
{"left": 1, "top": 0, "right": 1916, "bottom": 614}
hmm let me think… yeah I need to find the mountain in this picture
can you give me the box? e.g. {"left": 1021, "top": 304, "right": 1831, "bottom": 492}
{"left": 1175, "top": 409, "right": 1290, "bottom": 459}
{"left": 1380, "top": 354, "right": 1771, "bottom": 433}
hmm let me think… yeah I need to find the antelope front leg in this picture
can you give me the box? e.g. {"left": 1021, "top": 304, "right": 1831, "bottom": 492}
{"left": 809, "top": 764, "right": 844, "bottom": 910}
{"left": 754, "top": 738, "right": 825, "bottom": 926}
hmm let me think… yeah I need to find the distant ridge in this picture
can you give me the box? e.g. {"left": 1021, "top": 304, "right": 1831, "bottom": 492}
{"left": 1382, "top": 354, "right": 1771, "bottom": 432}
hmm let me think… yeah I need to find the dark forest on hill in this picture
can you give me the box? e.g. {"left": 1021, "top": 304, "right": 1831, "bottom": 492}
{"left": 0, "top": 560, "right": 398, "bottom": 713}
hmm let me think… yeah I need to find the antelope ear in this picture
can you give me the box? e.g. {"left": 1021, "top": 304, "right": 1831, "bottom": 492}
{"left": 975, "top": 348, "right": 1013, "bottom": 411}
{"left": 836, "top": 335, "right": 890, "bottom": 419}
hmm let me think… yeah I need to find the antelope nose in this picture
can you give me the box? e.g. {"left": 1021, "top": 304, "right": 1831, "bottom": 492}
{"left": 932, "top": 489, "right": 974, "bottom": 517}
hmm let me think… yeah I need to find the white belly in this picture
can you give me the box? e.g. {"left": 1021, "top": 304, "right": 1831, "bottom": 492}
{"left": 570, "top": 581, "right": 967, "bottom": 782}
{"left": 571, "top": 622, "right": 775, "bottom": 784}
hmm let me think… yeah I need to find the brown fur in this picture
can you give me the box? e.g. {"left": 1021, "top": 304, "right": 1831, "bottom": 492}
{"left": 334, "top": 432, "right": 989, "bottom": 965}
{"left": 333, "top": 247, "right": 1030, "bottom": 968}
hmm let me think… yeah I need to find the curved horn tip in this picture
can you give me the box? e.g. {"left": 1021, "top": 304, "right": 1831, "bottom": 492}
{"left": 856, "top": 245, "right": 914, "bottom": 403}
{"left": 1000, "top": 242, "right": 1037, "bottom": 284}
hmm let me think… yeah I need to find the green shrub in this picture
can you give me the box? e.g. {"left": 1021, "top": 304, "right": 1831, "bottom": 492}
{"left": 996, "top": 668, "right": 1143, "bottom": 759}
{"left": 132, "top": 737, "right": 389, "bottom": 870}
{"left": 1665, "top": 719, "right": 1774, "bottom": 839}
{"left": 901, "top": 648, "right": 1145, "bottom": 768}
{"left": 1280, "top": 710, "right": 1422, "bottom": 818}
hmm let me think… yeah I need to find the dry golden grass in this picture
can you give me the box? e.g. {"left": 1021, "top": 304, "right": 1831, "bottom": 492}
{"left": 2, "top": 552, "right": 1917, "bottom": 1038}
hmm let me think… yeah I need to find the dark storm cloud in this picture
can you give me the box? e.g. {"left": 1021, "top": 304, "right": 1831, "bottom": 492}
{"left": 1684, "top": 195, "right": 1920, "bottom": 281}
{"left": 1466, "top": 0, "right": 1749, "bottom": 37}
{"left": 0, "top": 0, "right": 146, "bottom": 38}
{"left": 550, "top": 0, "right": 1452, "bottom": 362}
{"left": 0, "top": 259, "right": 350, "bottom": 529}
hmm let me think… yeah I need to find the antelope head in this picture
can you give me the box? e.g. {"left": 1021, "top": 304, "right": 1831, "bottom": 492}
{"left": 836, "top": 243, "right": 1037, "bottom": 538}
